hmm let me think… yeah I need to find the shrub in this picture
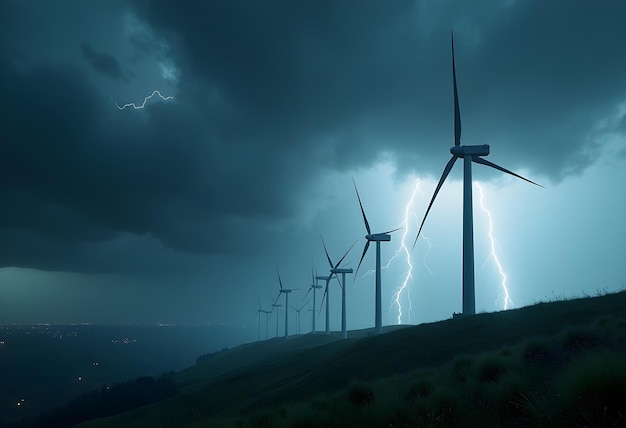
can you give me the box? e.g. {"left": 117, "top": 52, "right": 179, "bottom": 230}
{"left": 553, "top": 351, "right": 626, "bottom": 427}
{"left": 477, "top": 356, "right": 506, "bottom": 383}
{"left": 560, "top": 327, "right": 600, "bottom": 353}
{"left": 522, "top": 336, "right": 551, "bottom": 362}
{"left": 348, "top": 381, "right": 375, "bottom": 406}
{"left": 451, "top": 355, "right": 474, "bottom": 384}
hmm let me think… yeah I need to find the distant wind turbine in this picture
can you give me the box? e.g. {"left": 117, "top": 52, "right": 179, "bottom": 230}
{"left": 290, "top": 300, "right": 309, "bottom": 335}
{"left": 274, "top": 266, "right": 299, "bottom": 338}
{"left": 308, "top": 304, "right": 315, "bottom": 333}
{"left": 254, "top": 299, "right": 268, "bottom": 341}
{"left": 353, "top": 178, "right": 402, "bottom": 335}
{"left": 413, "top": 32, "right": 543, "bottom": 316}
{"left": 321, "top": 236, "right": 356, "bottom": 339}
{"left": 270, "top": 302, "right": 282, "bottom": 337}
{"left": 302, "top": 266, "right": 323, "bottom": 333}
{"left": 316, "top": 273, "right": 332, "bottom": 335}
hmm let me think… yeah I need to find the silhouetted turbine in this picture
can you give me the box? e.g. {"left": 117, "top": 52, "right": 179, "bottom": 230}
{"left": 302, "top": 266, "right": 322, "bottom": 333}
{"left": 413, "top": 32, "right": 543, "bottom": 316}
{"left": 321, "top": 236, "right": 356, "bottom": 339}
{"left": 353, "top": 178, "right": 402, "bottom": 335}
{"left": 274, "top": 266, "right": 299, "bottom": 338}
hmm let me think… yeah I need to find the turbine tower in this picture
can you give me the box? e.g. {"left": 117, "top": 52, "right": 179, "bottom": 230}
{"left": 290, "top": 301, "right": 308, "bottom": 335}
{"left": 274, "top": 266, "right": 299, "bottom": 338}
{"left": 353, "top": 178, "right": 402, "bottom": 335}
{"left": 302, "top": 266, "right": 322, "bottom": 333}
{"left": 308, "top": 304, "right": 315, "bottom": 333}
{"left": 316, "top": 273, "right": 332, "bottom": 335}
{"left": 321, "top": 236, "right": 356, "bottom": 340}
{"left": 263, "top": 308, "right": 272, "bottom": 340}
{"left": 255, "top": 299, "right": 267, "bottom": 341}
{"left": 271, "top": 302, "right": 282, "bottom": 337}
{"left": 413, "top": 32, "right": 542, "bottom": 316}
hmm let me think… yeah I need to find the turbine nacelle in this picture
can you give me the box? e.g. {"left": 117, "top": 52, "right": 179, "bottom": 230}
{"left": 366, "top": 233, "right": 391, "bottom": 242}
{"left": 450, "top": 144, "right": 490, "bottom": 158}
{"left": 331, "top": 268, "right": 353, "bottom": 274}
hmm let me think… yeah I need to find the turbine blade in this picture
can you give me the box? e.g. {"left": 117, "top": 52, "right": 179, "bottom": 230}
{"left": 311, "top": 264, "right": 315, "bottom": 284}
{"left": 354, "top": 241, "right": 371, "bottom": 280}
{"left": 352, "top": 178, "right": 371, "bottom": 235}
{"left": 334, "top": 274, "right": 343, "bottom": 290}
{"left": 318, "top": 284, "right": 328, "bottom": 318}
{"left": 383, "top": 226, "right": 403, "bottom": 234}
{"left": 303, "top": 287, "right": 312, "bottom": 301}
{"left": 472, "top": 156, "right": 544, "bottom": 188}
{"left": 276, "top": 265, "right": 284, "bottom": 290}
{"left": 413, "top": 155, "right": 458, "bottom": 249}
{"left": 320, "top": 235, "right": 334, "bottom": 268}
{"left": 336, "top": 240, "right": 357, "bottom": 268}
{"left": 452, "top": 31, "right": 462, "bottom": 146}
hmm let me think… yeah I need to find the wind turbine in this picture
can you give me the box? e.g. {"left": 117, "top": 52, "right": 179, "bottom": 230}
{"left": 263, "top": 308, "right": 272, "bottom": 340}
{"left": 274, "top": 266, "right": 299, "bottom": 338}
{"left": 254, "top": 299, "right": 267, "bottom": 341}
{"left": 321, "top": 236, "right": 356, "bottom": 339}
{"left": 308, "top": 304, "right": 315, "bottom": 333}
{"left": 353, "top": 178, "right": 402, "bottom": 336}
{"left": 302, "top": 266, "right": 322, "bottom": 333}
{"left": 316, "top": 273, "right": 332, "bottom": 334}
{"left": 271, "top": 302, "right": 282, "bottom": 337}
{"left": 413, "top": 32, "right": 543, "bottom": 316}
{"left": 290, "top": 300, "right": 309, "bottom": 335}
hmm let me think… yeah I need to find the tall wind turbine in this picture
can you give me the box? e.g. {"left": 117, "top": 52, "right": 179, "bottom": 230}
{"left": 321, "top": 236, "right": 356, "bottom": 340}
{"left": 413, "top": 32, "right": 543, "bottom": 316}
{"left": 274, "top": 266, "right": 299, "bottom": 338}
{"left": 353, "top": 178, "right": 402, "bottom": 336}
{"left": 302, "top": 266, "right": 322, "bottom": 333}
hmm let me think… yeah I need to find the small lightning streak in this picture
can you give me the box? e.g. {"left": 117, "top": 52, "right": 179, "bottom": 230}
{"left": 389, "top": 180, "right": 421, "bottom": 325}
{"left": 421, "top": 234, "right": 433, "bottom": 275}
{"left": 476, "top": 183, "right": 514, "bottom": 310}
{"left": 115, "top": 90, "right": 174, "bottom": 110}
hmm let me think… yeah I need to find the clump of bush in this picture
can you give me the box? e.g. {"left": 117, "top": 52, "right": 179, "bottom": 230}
{"left": 348, "top": 381, "right": 375, "bottom": 406}
{"left": 552, "top": 351, "right": 626, "bottom": 427}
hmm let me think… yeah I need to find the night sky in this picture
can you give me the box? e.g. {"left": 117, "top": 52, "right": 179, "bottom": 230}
{"left": 1, "top": 1, "right": 625, "bottom": 330}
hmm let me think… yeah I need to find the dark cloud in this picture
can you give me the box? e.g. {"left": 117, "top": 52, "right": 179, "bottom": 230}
{"left": 131, "top": 0, "right": 626, "bottom": 182}
{"left": 1, "top": 0, "right": 626, "bottom": 279}
{"left": 81, "top": 43, "right": 126, "bottom": 81}
{"left": 0, "top": 54, "right": 306, "bottom": 271}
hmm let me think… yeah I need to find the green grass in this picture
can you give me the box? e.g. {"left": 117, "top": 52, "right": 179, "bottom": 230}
{"left": 75, "top": 290, "right": 626, "bottom": 428}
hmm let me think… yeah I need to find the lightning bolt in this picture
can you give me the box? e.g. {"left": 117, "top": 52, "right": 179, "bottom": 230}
{"left": 388, "top": 179, "right": 423, "bottom": 325}
{"left": 354, "top": 179, "right": 432, "bottom": 325}
{"left": 476, "top": 183, "right": 513, "bottom": 310}
{"left": 115, "top": 90, "right": 174, "bottom": 110}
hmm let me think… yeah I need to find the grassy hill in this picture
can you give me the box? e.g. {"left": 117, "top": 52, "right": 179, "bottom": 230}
{"left": 75, "top": 291, "right": 626, "bottom": 427}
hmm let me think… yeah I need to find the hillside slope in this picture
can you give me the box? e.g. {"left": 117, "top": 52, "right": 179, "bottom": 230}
{"left": 77, "top": 291, "right": 626, "bottom": 427}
